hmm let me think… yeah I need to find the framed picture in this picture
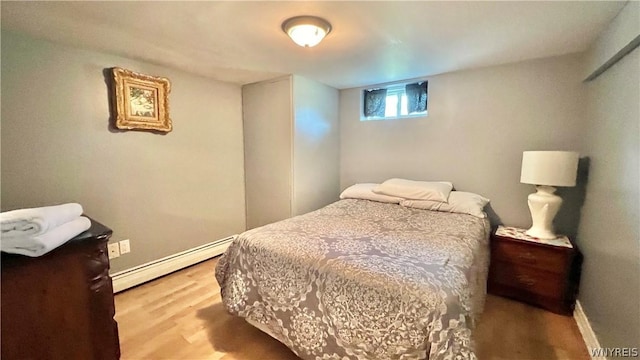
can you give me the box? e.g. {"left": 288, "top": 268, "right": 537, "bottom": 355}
{"left": 112, "top": 67, "right": 172, "bottom": 132}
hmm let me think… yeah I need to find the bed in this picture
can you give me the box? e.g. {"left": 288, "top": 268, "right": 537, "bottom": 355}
{"left": 215, "top": 198, "right": 491, "bottom": 360}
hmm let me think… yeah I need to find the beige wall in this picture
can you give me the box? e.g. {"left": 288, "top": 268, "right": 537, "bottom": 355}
{"left": 1, "top": 31, "right": 246, "bottom": 272}
{"left": 340, "top": 54, "right": 586, "bottom": 233}
{"left": 242, "top": 76, "right": 293, "bottom": 229}
{"left": 292, "top": 75, "right": 340, "bottom": 216}
{"left": 577, "top": 1, "right": 640, "bottom": 349}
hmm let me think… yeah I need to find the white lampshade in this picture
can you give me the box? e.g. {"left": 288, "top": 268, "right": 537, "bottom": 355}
{"left": 520, "top": 151, "right": 579, "bottom": 187}
{"left": 282, "top": 16, "right": 332, "bottom": 47}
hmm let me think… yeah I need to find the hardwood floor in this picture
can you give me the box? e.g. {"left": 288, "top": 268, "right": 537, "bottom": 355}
{"left": 114, "top": 258, "right": 590, "bottom": 360}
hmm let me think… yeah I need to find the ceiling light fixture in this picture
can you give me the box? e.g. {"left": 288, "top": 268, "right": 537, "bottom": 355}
{"left": 282, "top": 16, "right": 332, "bottom": 48}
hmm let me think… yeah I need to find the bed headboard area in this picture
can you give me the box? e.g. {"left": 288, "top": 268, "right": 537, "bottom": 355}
{"left": 339, "top": 53, "right": 588, "bottom": 238}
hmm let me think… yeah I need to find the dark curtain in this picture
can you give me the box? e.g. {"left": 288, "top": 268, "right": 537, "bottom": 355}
{"left": 405, "top": 82, "right": 428, "bottom": 113}
{"left": 363, "top": 89, "right": 387, "bottom": 117}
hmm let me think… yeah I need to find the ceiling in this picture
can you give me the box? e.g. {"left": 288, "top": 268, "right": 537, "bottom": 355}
{"left": 0, "top": 1, "right": 626, "bottom": 89}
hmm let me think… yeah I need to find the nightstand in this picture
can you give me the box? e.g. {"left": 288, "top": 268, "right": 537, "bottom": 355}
{"left": 488, "top": 226, "right": 582, "bottom": 315}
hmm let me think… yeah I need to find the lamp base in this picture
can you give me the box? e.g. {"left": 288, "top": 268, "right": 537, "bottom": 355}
{"left": 526, "top": 185, "right": 562, "bottom": 239}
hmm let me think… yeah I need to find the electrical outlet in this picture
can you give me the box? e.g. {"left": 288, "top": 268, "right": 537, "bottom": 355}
{"left": 119, "top": 239, "right": 131, "bottom": 254}
{"left": 108, "top": 243, "right": 120, "bottom": 259}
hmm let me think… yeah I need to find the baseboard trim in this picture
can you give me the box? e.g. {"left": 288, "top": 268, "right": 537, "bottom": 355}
{"left": 574, "top": 300, "right": 603, "bottom": 359}
{"left": 111, "top": 236, "right": 235, "bottom": 293}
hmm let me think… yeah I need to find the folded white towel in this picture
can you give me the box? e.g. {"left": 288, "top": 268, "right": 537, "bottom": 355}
{"left": 0, "top": 216, "right": 91, "bottom": 257}
{"left": 1, "top": 203, "right": 83, "bottom": 238}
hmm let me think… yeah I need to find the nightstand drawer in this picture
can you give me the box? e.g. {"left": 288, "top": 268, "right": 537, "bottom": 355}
{"left": 492, "top": 236, "right": 568, "bottom": 272}
{"left": 490, "top": 262, "right": 564, "bottom": 299}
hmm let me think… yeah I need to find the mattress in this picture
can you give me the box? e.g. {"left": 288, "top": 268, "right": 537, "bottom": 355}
{"left": 215, "top": 199, "right": 491, "bottom": 360}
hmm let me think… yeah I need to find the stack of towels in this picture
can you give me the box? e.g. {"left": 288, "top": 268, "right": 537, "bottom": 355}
{"left": 0, "top": 203, "right": 91, "bottom": 257}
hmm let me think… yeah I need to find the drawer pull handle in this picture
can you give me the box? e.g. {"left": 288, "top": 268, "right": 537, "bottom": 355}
{"left": 518, "top": 252, "right": 537, "bottom": 263}
{"left": 517, "top": 274, "right": 536, "bottom": 286}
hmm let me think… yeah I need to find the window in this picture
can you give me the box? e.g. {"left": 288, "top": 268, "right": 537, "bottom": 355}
{"left": 362, "top": 81, "right": 428, "bottom": 121}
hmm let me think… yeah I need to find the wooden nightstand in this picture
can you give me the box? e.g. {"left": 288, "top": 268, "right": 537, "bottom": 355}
{"left": 488, "top": 226, "right": 582, "bottom": 315}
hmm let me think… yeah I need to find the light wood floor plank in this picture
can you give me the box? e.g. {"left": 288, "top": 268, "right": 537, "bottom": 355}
{"left": 115, "top": 258, "right": 590, "bottom": 359}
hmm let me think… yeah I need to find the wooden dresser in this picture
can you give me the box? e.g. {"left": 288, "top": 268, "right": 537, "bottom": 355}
{"left": 488, "top": 226, "right": 582, "bottom": 315}
{"left": 1, "top": 219, "right": 120, "bottom": 360}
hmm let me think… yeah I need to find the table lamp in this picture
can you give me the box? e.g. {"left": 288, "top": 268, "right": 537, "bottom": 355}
{"left": 520, "top": 151, "right": 579, "bottom": 239}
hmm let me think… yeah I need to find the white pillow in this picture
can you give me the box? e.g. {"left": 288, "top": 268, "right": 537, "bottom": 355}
{"left": 400, "top": 191, "right": 490, "bottom": 218}
{"left": 340, "top": 183, "right": 404, "bottom": 203}
{"left": 373, "top": 178, "right": 453, "bottom": 202}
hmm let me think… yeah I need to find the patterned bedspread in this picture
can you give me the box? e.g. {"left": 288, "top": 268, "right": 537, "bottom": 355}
{"left": 215, "top": 199, "right": 491, "bottom": 360}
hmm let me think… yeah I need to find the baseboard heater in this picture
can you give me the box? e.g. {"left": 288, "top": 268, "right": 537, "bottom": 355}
{"left": 111, "top": 235, "right": 235, "bottom": 293}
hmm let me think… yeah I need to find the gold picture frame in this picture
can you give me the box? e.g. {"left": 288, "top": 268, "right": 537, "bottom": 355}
{"left": 112, "top": 67, "right": 172, "bottom": 132}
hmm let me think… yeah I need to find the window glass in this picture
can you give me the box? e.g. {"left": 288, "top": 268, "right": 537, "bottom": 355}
{"left": 385, "top": 95, "right": 398, "bottom": 117}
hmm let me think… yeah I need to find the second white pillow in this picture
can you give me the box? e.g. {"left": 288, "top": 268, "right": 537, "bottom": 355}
{"left": 400, "top": 191, "right": 490, "bottom": 218}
